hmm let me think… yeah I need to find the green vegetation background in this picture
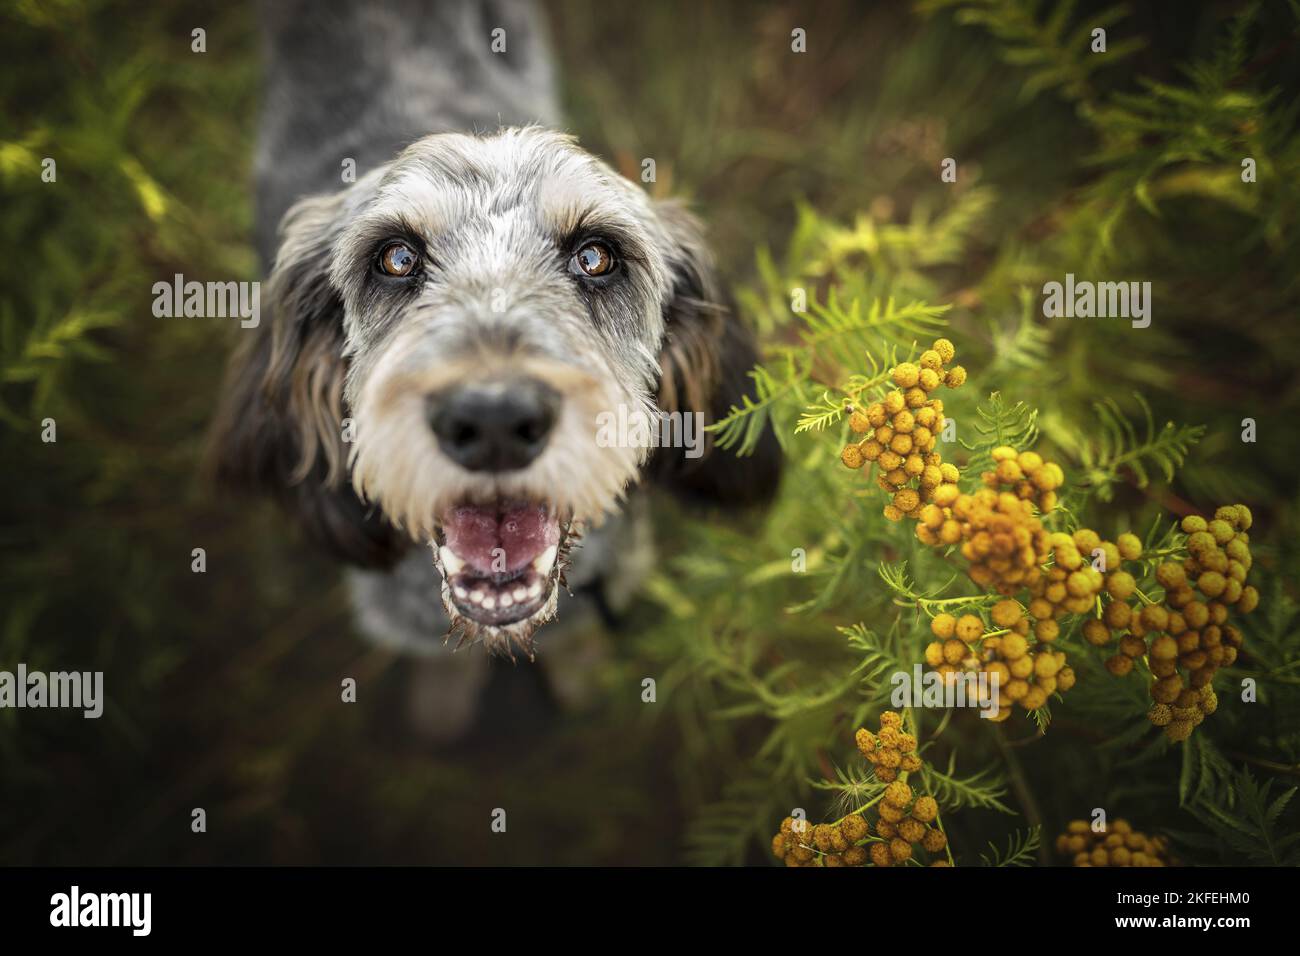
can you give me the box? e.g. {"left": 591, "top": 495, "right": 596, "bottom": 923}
{"left": 1, "top": 0, "right": 1297, "bottom": 865}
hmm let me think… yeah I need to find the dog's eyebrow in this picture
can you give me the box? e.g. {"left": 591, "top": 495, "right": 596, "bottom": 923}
{"left": 343, "top": 212, "right": 429, "bottom": 254}
{"left": 364, "top": 166, "right": 470, "bottom": 240}
{"left": 558, "top": 210, "right": 651, "bottom": 261}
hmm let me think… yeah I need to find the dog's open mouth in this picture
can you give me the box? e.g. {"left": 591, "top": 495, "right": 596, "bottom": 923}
{"left": 430, "top": 500, "right": 570, "bottom": 641}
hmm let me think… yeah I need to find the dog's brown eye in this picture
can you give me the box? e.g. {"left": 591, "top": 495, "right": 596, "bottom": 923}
{"left": 378, "top": 241, "right": 419, "bottom": 277}
{"left": 573, "top": 241, "right": 614, "bottom": 277}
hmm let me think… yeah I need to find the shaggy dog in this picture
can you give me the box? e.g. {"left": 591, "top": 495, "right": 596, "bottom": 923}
{"left": 211, "top": 0, "right": 779, "bottom": 687}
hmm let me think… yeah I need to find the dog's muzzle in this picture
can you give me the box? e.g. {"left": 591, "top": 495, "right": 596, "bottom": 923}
{"left": 424, "top": 377, "right": 572, "bottom": 640}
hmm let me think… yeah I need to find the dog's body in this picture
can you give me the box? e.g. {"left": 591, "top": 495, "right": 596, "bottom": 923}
{"left": 213, "top": 0, "right": 778, "bottom": 724}
{"left": 254, "top": 0, "right": 561, "bottom": 265}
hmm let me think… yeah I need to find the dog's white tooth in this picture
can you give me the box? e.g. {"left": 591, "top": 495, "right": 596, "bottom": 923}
{"left": 438, "top": 546, "right": 465, "bottom": 576}
{"left": 499, "top": 592, "right": 514, "bottom": 608}
{"left": 454, "top": 586, "right": 468, "bottom": 600}
{"left": 482, "top": 595, "right": 496, "bottom": 610}
{"left": 470, "top": 590, "right": 484, "bottom": 604}
{"left": 526, "top": 582, "right": 542, "bottom": 599}
{"left": 531, "top": 545, "right": 558, "bottom": 574}
{"left": 513, "top": 587, "right": 528, "bottom": 602}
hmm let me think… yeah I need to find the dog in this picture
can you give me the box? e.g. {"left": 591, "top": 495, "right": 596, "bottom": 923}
{"left": 211, "top": 0, "right": 780, "bottom": 687}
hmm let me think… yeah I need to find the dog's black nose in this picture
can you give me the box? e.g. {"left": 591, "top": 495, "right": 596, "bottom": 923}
{"left": 427, "top": 379, "right": 560, "bottom": 472}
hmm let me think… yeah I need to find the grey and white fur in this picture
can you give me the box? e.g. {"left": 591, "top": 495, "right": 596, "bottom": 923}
{"left": 211, "top": 0, "right": 780, "bottom": 718}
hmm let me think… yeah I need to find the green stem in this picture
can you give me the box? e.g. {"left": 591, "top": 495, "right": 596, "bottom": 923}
{"left": 898, "top": 592, "right": 997, "bottom": 610}
{"left": 994, "top": 728, "right": 1050, "bottom": 866}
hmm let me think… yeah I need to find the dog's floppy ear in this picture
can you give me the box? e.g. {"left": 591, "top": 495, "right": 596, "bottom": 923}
{"left": 207, "top": 191, "right": 409, "bottom": 568}
{"left": 651, "top": 201, "right": 782, "bottom": 508}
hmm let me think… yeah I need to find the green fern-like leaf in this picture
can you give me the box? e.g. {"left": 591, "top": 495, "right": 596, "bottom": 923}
{"left": 840, "top": 624, "right": 910, "bottom": 699}
{"left": 920, "top": 0, "right": 1144, "bottom": 102}
{"left": 711, "top": 296, "right": 948, "bottom": 456}
{"left": 790, "top": 530, "right": 886, "bottom": 616}
{"left": 708, "top": 356, "right": 799, "bottom": 456}
{"left": 684, "top": 774, "right": 789, "bottom": 867}
{"left": 795, "top": 391, "right": 850, "bottom": 434}
{"left": 979, "top": 825, "right": 1042, "bottom": 867}
{"left": 917, "top": 0, "right": 1144, "bottom": 104}
{"left": 1185, "top": 767, "right": 1300, "bottom": 865}
{"left": 796, "top": 293, "right": 949, "bottom": 371}
{"left": 878, "top": 560, "right": 987, "bottom": 614}
{"left": 1178, "top": 734, "right": 1236, "bottom": 809}
{"left": 1074, "top": 392, "right": 1204, "bottom": 501}
{"left": 960, "top": 391, "right": 1040, "bottom": 475}
{"left": 1029, "top": 703, "right": 1052, "bottom": 734}
{"left": 919, "top": 752, "right": 1014, "bottom": 814}
{"left": 987, "top": 288, "right": 1054, "bottom": 377}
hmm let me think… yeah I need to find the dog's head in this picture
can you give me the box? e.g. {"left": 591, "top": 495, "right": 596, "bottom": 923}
{"left": 212, "top": 128, "right": 779, "bottom": 654}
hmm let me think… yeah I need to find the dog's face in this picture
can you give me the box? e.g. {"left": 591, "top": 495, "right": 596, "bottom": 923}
{"left": 213, "top": 128, "right": 780, "bottom": 656}
{"left": 338, "top": 129, "right": 678, "bottom": 648}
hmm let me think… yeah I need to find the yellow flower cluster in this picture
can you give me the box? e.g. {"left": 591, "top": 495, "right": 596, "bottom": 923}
{"left": 1066, "top": 507, "right": 1255, "bottom": 739}
{"left": 1055, "top": 819, "right": 1173, "bottom": 867}
{"left": 771, "top": 712, "right": 952, "bottom": 866}
{"left": 839, "top": 338, "right": 964, "bottom": 522}
{"left": 1030, "top": 529, "right": 1111, "bottom": 622}
{"left": 924, "top": 611, "right": 986, "bottom": 680}
{"left": 837, "top": 337, "right": 1259, "bottom": 740}
{"left": 940, "top": 485, "right": 1051, "bottom": 594}
{"left": 909, "top": 444, "right": 1251, "bottom": 735}
{"left": 869, "top": 779, "right": 949, "bottom": 867}
{"left": 855, "top": 709, "right": 923, "bottom": 783}
{"left": 1133, "top": 508, "right": 1254, "bottom": 740}
{"left": 771, "top": 813, "right": 870, "bottom": 868}
{"left": 924, "top": 606, "right": 1075, "bottom": 721}
{"left": 982, "top": 445, "right": 1066, "bottom": 517}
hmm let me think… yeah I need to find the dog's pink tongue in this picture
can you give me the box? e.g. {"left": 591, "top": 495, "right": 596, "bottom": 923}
{"left": 442, "top": 503, "right": 560, "bottom": 574}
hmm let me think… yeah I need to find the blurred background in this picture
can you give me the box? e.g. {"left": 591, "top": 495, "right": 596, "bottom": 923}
{"left": 2, "top": 0, "right": 1297, "bottom": 865}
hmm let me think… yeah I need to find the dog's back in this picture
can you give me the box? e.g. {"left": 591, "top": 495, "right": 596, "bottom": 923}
{"left": 255, "top": 0, "right": 559, "bottom": 264}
